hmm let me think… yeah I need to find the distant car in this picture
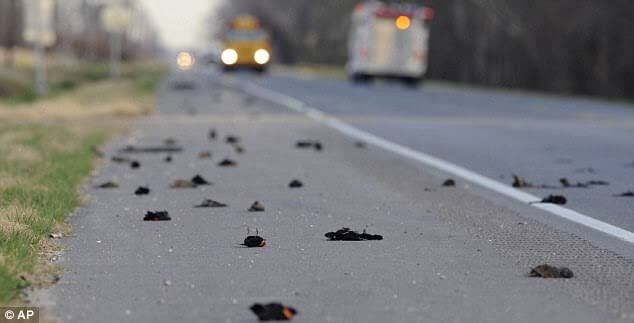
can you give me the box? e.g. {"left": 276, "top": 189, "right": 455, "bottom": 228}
{"left": 347, "top": 1, "right": 434, "bottom": 85}
{"left": 220, "top": 16, "right": 272, "bottom": 73}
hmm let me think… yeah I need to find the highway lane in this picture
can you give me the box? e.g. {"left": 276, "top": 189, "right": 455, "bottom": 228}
{"left": 245, "top": 72, "right": 634, "bottom": 233}
{"left": 44, "top": 70, "right": 634, "bottom": 322}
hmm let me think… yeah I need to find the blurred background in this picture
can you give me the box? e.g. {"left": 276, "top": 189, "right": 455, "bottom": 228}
{"left": 1, "top": 0, "right": 633, "bottom": 100}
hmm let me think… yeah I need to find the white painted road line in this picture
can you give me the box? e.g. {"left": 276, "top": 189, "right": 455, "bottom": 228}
{"left": 243, "top": 81, "right": 634, "bottom": 244}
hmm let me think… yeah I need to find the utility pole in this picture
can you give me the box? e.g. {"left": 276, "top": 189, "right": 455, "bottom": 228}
{"left": 109, "top": 31, "right": 122, "bottom": 79}
{"left": 23, "top": 0, "right": 55, "bottom": 95}
{"left": 101, "top": 4, "right": 132, "bottom": 80}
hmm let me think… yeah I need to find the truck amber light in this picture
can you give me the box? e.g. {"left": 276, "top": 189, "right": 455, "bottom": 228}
{"left": 395, "top": 15, "right": 411, "bottom": 30}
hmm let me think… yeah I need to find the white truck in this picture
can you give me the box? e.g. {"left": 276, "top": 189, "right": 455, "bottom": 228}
{"left": 347, "top": 1, "right": 434, "bottom": 85}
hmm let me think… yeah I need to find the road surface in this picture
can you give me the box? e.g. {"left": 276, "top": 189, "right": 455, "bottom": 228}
{"left": 44, "top": 69, "right": 634, "bottom": 323}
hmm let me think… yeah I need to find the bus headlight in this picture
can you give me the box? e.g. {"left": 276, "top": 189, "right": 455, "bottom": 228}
{"left": 254, "top": 49, "right": 270, "bottom": 65}
{"left": 221, "top": 49, "right": 238, "bottom": 65}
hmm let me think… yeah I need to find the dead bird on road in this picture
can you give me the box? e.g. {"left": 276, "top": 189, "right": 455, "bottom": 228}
{"left": 241, "top": 228, "right": 267, "bottom": 247}
{"left": 168, "top": 175, "right": 211, "bottom": 188}
{"left": 170, "top": 180, "right": 195, "bottom": 188}
{"left": 226, "top": 135, "right": 240, "bottom": 144}
{"left": 191, "top": 174, "right": 212, "bottom": 186}
{"left": 164, "top": 155, "right": 173, "bottom": 163}
{"left": 442, "top": 179, "right": 455, "bottom": 187}
{"left": 250, "top": 302, "right": 297, "bottom": 321}
{"left": 198, "top": 151, "right": 212, "bottom": 159}
{"left": 560, "top": 177, "right": 609, "bottom": 188}
{"left": 134, "top": 186, "right": 150, "bottom": 195}
{"left": 530, "top": 194, "right": 567, "bottom": 205}
{"left": 130, "top": 160, "right": 141, "bottom": 169}
{"left": 164, "top": 138, "right": 177, "bottom": 145}
{"left": 511, "top": 174, "right": 556, "bottom": 189}
{"left": 209, "top": 129, "right": 216, "bottom": 140}
{"left": 288, "top": 179, "right": 303, "bottom": 188}
{"left": 119, "top": 145, "right": 183, "bottom": 154}
{"left": 614, "top": 191, "right": 634, "bottom": 197}
{"left": 325, "top": 227, "right": 383, "bottom": 241}
{"left": 512, "top": 174, "right": 533, "bottom": 188}
{"left": 248, "top": 201, "right": 265, "bottom": 212}
{"left": 529, "top": 264, "right": 574, "bottom": 278}
{"left": 194, "top": 199, "right": 227, "bottom": 208}
{"left": 295, "top": 140, "right": 322, "bottom": 151}
{"left": 218, "top": 158, "right": 237, "bottom": 167}
{"left": 143, "top": 210, "right": 171, "bottom": 221}
{"left": 111, "top": 156, "right": 131, "bottom": 163}
{"left": 96, "top": 181, "right": 119, "bottom": 189}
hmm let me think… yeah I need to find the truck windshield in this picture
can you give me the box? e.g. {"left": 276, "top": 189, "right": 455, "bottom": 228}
{"left": 226, "top": 30, "right": 267, "bottom": 41}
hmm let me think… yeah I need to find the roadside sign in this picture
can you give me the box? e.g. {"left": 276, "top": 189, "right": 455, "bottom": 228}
{"left": 22, "top": 0, "right": 56, "bottom": 47}
{"left": 101, "top": 5, "right": 133, "bottom": 33}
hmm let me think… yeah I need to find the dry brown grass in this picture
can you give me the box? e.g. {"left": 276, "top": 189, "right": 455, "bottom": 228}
{"left": 0, "top": 80, "right": 154, "bottom": 122}
{"left": 0, "top": 173, "right": 23, "bottom": 190}
{"left": 1, "top": 144, "right": 41, "bottom": 162}
{"left": 0, "top": 204, "right": 37, "bottom": 235}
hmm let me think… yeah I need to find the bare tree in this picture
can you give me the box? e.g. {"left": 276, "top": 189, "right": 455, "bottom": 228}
{"left": 0, "top": 0, "right": 23, "bottom": 68}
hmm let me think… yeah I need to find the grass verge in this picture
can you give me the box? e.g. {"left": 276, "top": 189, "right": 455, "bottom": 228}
{"left": 0, "top": 63, "right": 165, "bottom": 304}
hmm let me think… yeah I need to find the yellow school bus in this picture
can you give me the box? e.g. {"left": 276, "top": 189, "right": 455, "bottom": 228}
{"left": 220, "top": 16, "right": 272, "bottom": 72}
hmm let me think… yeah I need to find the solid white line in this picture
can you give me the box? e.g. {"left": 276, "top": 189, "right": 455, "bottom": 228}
{"left": 243, "top": 82, "right": 634, "bottom": 244}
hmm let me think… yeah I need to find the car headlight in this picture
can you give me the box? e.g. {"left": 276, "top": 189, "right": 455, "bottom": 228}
{"left": 254, "top": 49, "right": 270, "bottom": 65}
{"left": 176, "top": 51, "right": 195, "bottom": 70}
{"left": 221, "top": 49, "right": 238, "bottom": 65}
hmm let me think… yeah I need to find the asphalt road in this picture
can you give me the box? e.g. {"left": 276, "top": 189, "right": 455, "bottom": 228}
{"left": 44, "top": 69, "right": 634, "bottom": 323}
{"left": 248, "top": 71, "right": 634, "bottom": 233}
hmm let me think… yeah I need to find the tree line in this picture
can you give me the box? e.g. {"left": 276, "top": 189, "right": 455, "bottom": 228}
{"left": 211, "top": 0, "right": 634, "bottom": 99}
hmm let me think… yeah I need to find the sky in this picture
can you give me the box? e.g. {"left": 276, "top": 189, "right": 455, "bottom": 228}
{"left": 138, "top": 0, "right": 220, "bottom": 50}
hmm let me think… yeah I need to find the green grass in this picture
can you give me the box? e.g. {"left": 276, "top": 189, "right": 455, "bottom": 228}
{"left": 0, "top": 61, "right": 165, "bottom": 303}
{"left": 0, "top": 124, "right": 109, "bottom": 303}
